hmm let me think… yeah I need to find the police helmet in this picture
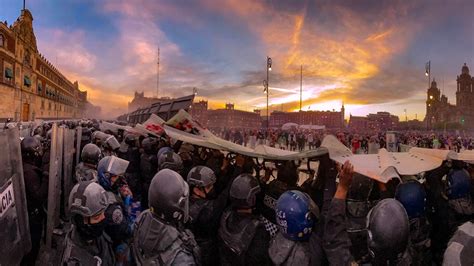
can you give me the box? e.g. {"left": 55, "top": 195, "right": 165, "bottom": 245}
{"left": 149, "top": 169, "right": 189, "bottom": 223}
{"left": 346, "top": 173, "right": 374, "bottom": 218}
{"left": 103, "top": 135, "right": 120, "bottom": 151}
{"left": 395, "top": 180, "right": 427, "bottom": 219}
{"left": 276, "top": 190, "right": 319, "bottom": 241}
{"left": 187, "top": 166, "right": 216, "bottom": 188}
{"left": 21, "top": 136, "right": 42, "bottom": 161}
{"left": 367, "top": 199, "right": 409, "bottom": 261}
{"left": 157, "top": 146, "right": 173, "bottom": 159}
{"left": 81, "top": 127, "right": 92, "bottom": 142}
{"left": 142, "top": 137, "right": 159, "bottom": 155}
{"left": 158, "top": 150, "right": 183, "bottom": 172}
{"left": 97, "top": 156, "right": 130, "bottom": 190}
{"left": 81, "top": 143, "right": 103, "bottom": 165}
{"left": 447, "top": 169, "right": 471, "bottom": 200}
{"left": 69, "top": 181, "right": 109, "bottom": 217}
{"left": 124, "top": 134, "right": 138, "bottom": 146}
{"left": 229, "top": 173, "right": 261, "bottom": 209}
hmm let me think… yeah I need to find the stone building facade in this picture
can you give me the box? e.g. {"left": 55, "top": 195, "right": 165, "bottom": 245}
{"left": 425, "top": 64, "right": 474, "bottom": 128}
{"left": 0, "top": 9, "right": 88, "bottom": 121}
{"left": 207, "top": 103, "right": 261, "bottom": 131}
{"left": 269, "top": 104, "right": 345, "bottom": 129}
{"left": 348, "top": 112, "right": 399, "bottom": 131}
{"left": 190, "top": 100, "right": 208, "bottom": 127}
{"left": 127, "top": 91, "right": 171, "bottom": 113}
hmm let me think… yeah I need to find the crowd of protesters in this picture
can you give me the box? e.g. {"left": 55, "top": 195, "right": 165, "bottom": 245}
{"left": 216, "top": 127, "right": 474, "bottom": 153}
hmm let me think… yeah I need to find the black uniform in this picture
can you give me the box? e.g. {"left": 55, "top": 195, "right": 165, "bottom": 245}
{"left": 188, "top": 190, "right": 228, "bottom": 265}
{"left": 323, "top": 198, "right": 412, "bottom": 265}
{"left": 218, "top": 209, "right": 271, "bottom": 266}
{"left": 61, "top": 227, "right": 115, "bottom": 266}
{"left": 132, "top": 210, "right": 200, "bottom": 265}
{"left": 104, "top": 191, "right": 131, "bottom": 244}
{"left": 120, "top": 146, "right": 141, "bottom": 198}
{"left": 139, "top": 152, "right": 158, "bottom": 208}
{"left": 21, "top": 162, "right": 48, "bottom": 265}
{"left": 268, "top": 232, "right": 312, "bottom": 266}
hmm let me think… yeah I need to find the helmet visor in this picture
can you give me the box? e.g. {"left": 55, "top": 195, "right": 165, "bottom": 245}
{"left": 106, "top": 156, "right": 130, "bottom": 176}
{"left": 105, "top": 135, "right": 120, "bottom": 150}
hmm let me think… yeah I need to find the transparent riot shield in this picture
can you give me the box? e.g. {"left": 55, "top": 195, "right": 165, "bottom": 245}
{"left": 0, "top": 128, "right": 31, "bottom": 265}
{"left": 62, "top": 128, "right": 75, "bottom": 218}
{"left": 46, "top": 124, "right": 64, "bottom": 248}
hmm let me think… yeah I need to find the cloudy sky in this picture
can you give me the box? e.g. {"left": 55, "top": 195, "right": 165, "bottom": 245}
{"left": 1, "top": 0, "right": 473, "bottom": 119}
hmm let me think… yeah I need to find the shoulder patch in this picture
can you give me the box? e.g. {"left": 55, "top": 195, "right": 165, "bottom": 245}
{"left": 112, "top": 208, "right": 124, "bottom": 224}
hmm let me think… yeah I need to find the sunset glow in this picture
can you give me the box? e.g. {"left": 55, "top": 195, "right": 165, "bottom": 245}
{"left": 1, "top": 0, "right": 473, "bottom": 119}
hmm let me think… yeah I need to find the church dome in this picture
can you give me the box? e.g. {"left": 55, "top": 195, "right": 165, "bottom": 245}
{"left": 462, "top": 63, "right": 469, "bottom": 75}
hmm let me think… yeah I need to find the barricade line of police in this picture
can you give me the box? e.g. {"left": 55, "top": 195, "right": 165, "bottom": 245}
{"left": 0, "top": 113, "right": 472, "bottom": 266}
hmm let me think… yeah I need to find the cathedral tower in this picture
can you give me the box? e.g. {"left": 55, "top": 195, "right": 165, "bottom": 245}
{"left": 456, "top": 63, "right": 473, "bottom": 108}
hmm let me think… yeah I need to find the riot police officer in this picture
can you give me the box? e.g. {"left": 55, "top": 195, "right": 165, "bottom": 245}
{"left": 118, "top": 134, "right": 141, "bottom": 198}
{"left": 139, "top": 137, "right": 159, "bottom": 209}
{"left": 75, "top": 143, "right": 102, "bottom": 182}
{"left": 97, "top": 156, "right": 134, "bottom": 261}
{"left": 158, "top": 150, "right": 184, "bottom": 174}
{"left": 323, "top": 161, "right": 410, "bottom": 265}
{"left": 261, "top": 160, "right": 299, "bottom": 224}
{"left": 218, "top": 173, "right": 272, "bottom": 265}
{"left": 61, "top": 181, "right": 115, "bottom": 265}
{"left": 132, "top": 169, "right": 200, "bottom": 265}
{"left": 268, "top": 190, "right": 319, "bottom": 265}
{"left": 20, "top": 137, "right": 48, "bottom": 265}
{"left": 427, "top": 164, "right": 474, "bottom": 263}
{"left": 395, "top": 180, "right": 432, "bottom": 265}
{"left": 187, "top": 165, "right": 229, "bottom": 265}
{"left": 345, "top": 173, "right": 375, "bottom": 263}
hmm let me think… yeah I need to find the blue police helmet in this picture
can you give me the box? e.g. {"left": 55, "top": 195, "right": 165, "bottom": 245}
{"left": 447, "top": 169, "right": 471, "bottom": 200}
{"left": 275, "top": 190, "right": 319, "bottom": 241}
{"left": 395, "top": 180, "right": 427, "bottom": 219}
{"left": 97, "top": 156, "right": 130, "bottom": 191}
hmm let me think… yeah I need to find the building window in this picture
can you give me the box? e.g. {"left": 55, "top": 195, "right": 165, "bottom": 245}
{"left": 4, "top": 67, "right": 13, "bottom": 80}
{"left": 41, "top": 100, "right": 44, "bottom": 110}
{"left": 37, "top": 82, "right": 42, "bottom": 94}
{"left": 24, "top": 50, "right": 31, "bottom": 66}
{"left": 24, "top": 75, "right": 31, "bottom": 87}
{"left": 0, "top": 34, "right": 4, "bottom": 47}
{"left": 48, "top": 102, "right": 51, "bottom": 110}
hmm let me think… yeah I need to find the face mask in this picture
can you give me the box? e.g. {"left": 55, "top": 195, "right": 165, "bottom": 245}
{"left": 205, "top": 187, "right": 217, "bottom": 199}
{"left": 74, "top": 215, "right": 106, "bottom": 241}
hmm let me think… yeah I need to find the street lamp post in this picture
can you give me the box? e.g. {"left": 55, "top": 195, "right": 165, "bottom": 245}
{"left": 425, "top": 60, "right": 431, "bottom": 130}
{"left": 263, "top": 56, "right": 272, "bottom": 131}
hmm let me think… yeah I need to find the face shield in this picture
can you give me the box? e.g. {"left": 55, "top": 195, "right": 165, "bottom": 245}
{"left": 105, "top": 156, "right": 130, "bottom": 176}
{"left": 105, "top": 135, "right": 121, "bottom": 151}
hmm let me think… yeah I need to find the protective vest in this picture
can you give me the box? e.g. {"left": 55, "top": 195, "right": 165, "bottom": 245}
{"left": 75, "top": 162, "right": 98, "bottom": 182}
{"left": 61, "top": 228, "right": 115, "bottom": 266}
{"left": 218, "top": 210, "right": 260, "bottom": 256}
{"left": 268, "top": 232, "right": 311, "bottom": 266}
{"left": 133, "top": 210, "right": 200, "bottom": 266}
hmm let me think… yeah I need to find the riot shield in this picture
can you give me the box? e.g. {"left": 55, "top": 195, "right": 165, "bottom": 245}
{"left": 62, "top": 128, "right": 75, "bottom": 218}
{"left": 0, "top": 128, "right": 31, "bottom": 265}
{"left": 46, "top": 124, "right": 64, "bottom": 248}
{"left": 75, "top": 126, "right": 82, "bottom": 167}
